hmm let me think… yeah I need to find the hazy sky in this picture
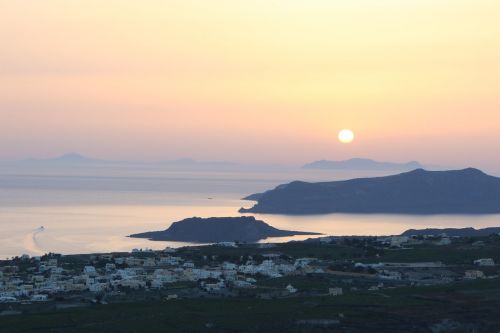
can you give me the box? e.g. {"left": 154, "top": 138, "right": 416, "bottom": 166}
{"left": 1, "top": 1, "right": 500, "bottom": 170}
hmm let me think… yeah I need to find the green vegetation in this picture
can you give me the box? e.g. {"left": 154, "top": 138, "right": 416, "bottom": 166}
{"left": 2, "top": 235, "right": 500, "bottom": 332}
{"left": 366, "top": 243, "right": 500, "bottom": 265}
{"left": 2, "top": 279, "right": 499, "bottom": 332}
{"left": 180, "top": 241, "right": 371, "bottom": 262}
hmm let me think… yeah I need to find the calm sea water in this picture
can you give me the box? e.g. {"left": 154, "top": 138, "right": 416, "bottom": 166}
{"left": 1, "top": 168, "right": 499, "bottom": 259}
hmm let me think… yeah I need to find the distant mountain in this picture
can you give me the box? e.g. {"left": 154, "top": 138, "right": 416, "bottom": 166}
{"left": 6, "top": 154, "right": 286, "bottom": 172}
{"left": 22, "top": 153, "right": 104, "bottom": 164}
{"left": 129, "top": 216, "right": 320, "bottom": 243}
{"left": 303, "top": 158, "right": 423, "bottom": 171}
{"left": 52, "top": 153, "right": 104, "bottom": 163}
{"left": 240, "top": 168, "right": 500, "bottom": 215}
{"left": 401, "top": 227, "right": 500, "bottom": 237}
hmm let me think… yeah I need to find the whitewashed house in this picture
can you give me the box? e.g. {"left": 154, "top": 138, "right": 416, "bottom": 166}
{"left": 222, "top": 270, "right": 237, "bottom": 281}
{"left": 89, "top": 283, "right": 108, "bottom": 293}
{"left": 182, "top": 262, "right": 195, "bottom": 269}
{"left": 436, "top": 237, "right": 452, "bottom": 246}
{"left": 465, "top": 270, "right": 485, "bottom": 279}
{"left": 378, "top": 270, "right": 403, "bottom": 280}
{"left": 216, "top": 242, "right": 237, "bottom": 248}
{"left": 83, "top": 266, "right": 97, "bottom": 276}
{"left": 295, "top": 258, "right": 315, "bottom": 268}
{"left": 222, "top": 262, "right": 237, "bottom": 271}
{"left": 474, "top": 258, "right": 495, "bottom": 266}
{"left": 143, "top": 258, "right": 156, "bottom": 267}
{"left": 328, "top": 287, "right": 343, "bottom": 296}
{"left": 0, "top": 296, "right": 17, "bottom": 303}
{"left": 159, "top": 257, "right": 183, "bottom": 266}
{"left": 31, "top": 294, "right": 49, "bottom": 301}
{"left": 233, "top": 280, "right": 254, "bottom": 288}
{"left": 105, "top": 263, "right": 116, "bottom": 272}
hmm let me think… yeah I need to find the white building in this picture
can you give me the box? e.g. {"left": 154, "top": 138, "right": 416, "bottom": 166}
{"left": 465, "top": 270, "right": 485, "bottom": 279}
{"left": 89, "top": 283, "right": 108, "bottom": 293}
{"left": 233, "top": 280, "right": 254, "bottom": 288}
{"left": 31, "top": 294, "right": 49, "bottom": 302}
{"left": 183, "top": 262, "right": 195, "bottom": 269}
{"left": 99, "top": 254, "right": 113, "bottom": 261}
{"left": 328, "top": 287, "right": 343, "bottom": 296}
{"left": 159, "top": 257, "right": 183, "bottom": 266}
{"left": 436, "top": 237, "right": 452, "bottom": 246}
{"left": 165, "top": 294, "right": 178, "bottom": 300}
{"left": 378, "top": 236, "right": 409, "bottom": 247}
{"left": 378, "top": 270, "right": 403, "bottom": 280}
{"left": 151, "top": 270, "right": 177, "bottom": 287}
{"left": 474, "top": 258, "right": 495, "bottom": 266}
{"left": 125, "top": 258, "right": 143, "bottom": 267}
{"left": 105, "top": 263, "right": 116, "bottom": 272}
{"left": 258, "top": 243, "right": 277, "bottom": 249}
{"left": 222, "top": 262, "right": 237, "bottom": 271}
{"left": 17, "top": 285, "right": 34, "bottom": 296}
{"left": 51, "top": 267, "right": 64, "bottom": 275}
{"left": 0, "top": 296, "right": 17, "bottom": 303}
{"left": 285, "top": 284, "right": 297, "bottom": 294}
{"left": 222, "top": 270, "right": 237, "bottom": 281}
{"left": 203, "top": 280, "right": 225, "bottom": 292}
{"left": 116, "top": 279, "right": 146, "bottom": 289}
{"left": 83, "top": 266, "right": 97, "bottom": 276}
{"left": 143, "top": 258, "right": 156, "bottom": 267}
{"left": 295, "top": 258, "right": 315, "bottom": 268}
{"left": 216, "top": 242, "right": 237, "bottom": 248}
{"left": 319, "top": 236, "right": 335, "bottom": 243}
{"left": 47, "top": 259, "right": 58, "bottom": 266}
{"left": 114, "top": 257, "right": 126, "bottom": 265}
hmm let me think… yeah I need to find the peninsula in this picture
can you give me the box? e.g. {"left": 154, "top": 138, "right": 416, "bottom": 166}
{"left": 129, "top": 216, "right": 320, "bottom": 242}
{"left": 240, "top": 168, "right": 500, "bottom": 215}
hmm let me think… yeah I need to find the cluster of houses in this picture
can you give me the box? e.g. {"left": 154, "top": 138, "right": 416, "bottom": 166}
{"left": 354, "top": 260, "right": 496, "bottom": 285}
{"left": 376, "top": 235, "right": 453, "bottom": 248}
{"left": 354, "top": 235, "right": 498, "bottom": 285}
{"left": 1, "top": 234, "right": 498, "bottom": 304}
{"left": 0, "top": 249, "right": 329, "bottom": 303}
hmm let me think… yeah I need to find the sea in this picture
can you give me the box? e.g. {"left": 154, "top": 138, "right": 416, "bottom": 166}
{"left": 1, "top": 165, "right": 499, "bottom": 259}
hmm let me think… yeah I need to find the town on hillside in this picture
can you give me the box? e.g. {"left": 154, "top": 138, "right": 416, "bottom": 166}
{"left": 1, "top": 233, "right": 499, "bottom": 309}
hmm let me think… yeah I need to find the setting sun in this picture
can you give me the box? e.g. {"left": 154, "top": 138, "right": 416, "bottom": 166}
{"left": 1, "top": 1, "right": 500, "bottom": 329}
{"left": 338, "top": 129, "right": 355, "bottom": 144}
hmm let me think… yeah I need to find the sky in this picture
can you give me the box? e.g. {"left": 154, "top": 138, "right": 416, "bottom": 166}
{"left": 1, "top": 0, "right": 500, "bottom": 170}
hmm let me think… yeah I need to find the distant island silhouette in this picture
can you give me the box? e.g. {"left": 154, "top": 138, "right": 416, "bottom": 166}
{"left": 240, "top": 168, "right": 500, "bottom": 215}
{"left": 9, "top": 153, "right": 287, "bottom": 172}
{"left": 303, "top": 158, "right": 423, "bottom": 171}
{"left": 129, "top": 216, "right": 320, "bottom": 243}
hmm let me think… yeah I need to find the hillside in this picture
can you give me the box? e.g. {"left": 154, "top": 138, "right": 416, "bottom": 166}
{"left": 240, "top": 168, "right": 500, "bottom": 214}
{"left": 401, "top": 227, "right": 500, "bottom": 237}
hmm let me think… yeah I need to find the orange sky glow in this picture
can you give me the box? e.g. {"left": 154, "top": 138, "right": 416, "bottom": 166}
{"left": 1, "top": 1, "right": 500, "bottom": 170}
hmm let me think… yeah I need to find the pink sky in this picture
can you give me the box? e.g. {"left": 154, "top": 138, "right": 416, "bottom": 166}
{"left": 1, "top": 1, "right": 500, "bottom": 171}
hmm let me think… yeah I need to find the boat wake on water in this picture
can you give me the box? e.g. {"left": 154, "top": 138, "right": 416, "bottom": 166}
{"left": 23, "top": 226, "right": 46, "bottom": 256}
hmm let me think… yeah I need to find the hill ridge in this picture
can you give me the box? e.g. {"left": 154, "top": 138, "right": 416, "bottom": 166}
{"left": 240, "top": 168, "right": 500, "bottom": 215}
